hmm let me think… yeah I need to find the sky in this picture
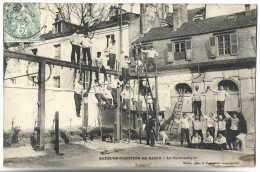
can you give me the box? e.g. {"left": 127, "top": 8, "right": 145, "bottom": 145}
{"left": 39, "top": 3, "right": 256, "bottom": 34}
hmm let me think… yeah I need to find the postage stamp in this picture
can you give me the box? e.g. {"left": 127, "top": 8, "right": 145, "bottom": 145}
{"left": 4, "top": 3, "right": 40, "bottom": 42}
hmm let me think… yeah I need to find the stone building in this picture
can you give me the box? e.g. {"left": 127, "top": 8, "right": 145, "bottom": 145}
{"left": 134, "top": 4, "right": 256, "bottom": 136}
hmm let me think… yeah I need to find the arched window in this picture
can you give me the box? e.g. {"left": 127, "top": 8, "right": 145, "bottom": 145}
{"left": 218, "top": 80, "right": 238, "bottom": 91}
{"left": 175, "top": 83, "right": 192, "bottom": 94}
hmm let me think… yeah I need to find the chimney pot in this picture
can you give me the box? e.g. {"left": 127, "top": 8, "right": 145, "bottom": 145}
{"left": 245, "top": 4, "right": 251, "bottom": 16}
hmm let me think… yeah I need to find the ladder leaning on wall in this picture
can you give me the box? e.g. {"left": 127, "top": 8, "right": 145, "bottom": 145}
{"left": 165, "top": 89, "right": 186, "bottom": 133}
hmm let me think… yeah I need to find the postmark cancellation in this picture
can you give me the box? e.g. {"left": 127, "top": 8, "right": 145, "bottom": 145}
{"left": 4, "top": 3, "right": 40, "bottom": 42}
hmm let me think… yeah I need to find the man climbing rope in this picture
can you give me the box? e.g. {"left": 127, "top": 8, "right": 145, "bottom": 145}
{"left": 70, "top": 30, "right": 82, "bottom": 63}
{"left": 141, "top": 45, "right": 159, "bottom": 71}
{"left": 94, "top": 52, "right": 107, "bottom": 83}
{"left": 74, "top": 80, "right": 84, "bottom": 117}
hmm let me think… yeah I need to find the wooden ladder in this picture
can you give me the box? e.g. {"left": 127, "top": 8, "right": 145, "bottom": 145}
{"left": 166, "top": 89, "right": 185, "bottom": 132}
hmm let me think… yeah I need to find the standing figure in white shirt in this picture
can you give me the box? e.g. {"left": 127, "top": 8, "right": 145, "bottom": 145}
{"left": 122, "top": 55, "right": 131, "bottom": 84}
{"left": 175, "top": 113, "right": 193, "bottom": 147}
{"left": 108, "top": 40, "right": 117, "bottom": 69}
{"left": 110, "top": 75, "right": 122, "bottom": 108}
{"left": 203, "top": 113, "right": 218, "bottom": 141}
{"left": 208, "top": 86, "right": 229, "bottom": 116}
{"left": 70, "top": 30, "right": 82, "bottom": 63}
{"left": 82, "top": 35, "right": 92, "bottom": 65}
{"left": 94, "top": 52, "right": 107, "bottom": 83}
{"left": 121, "top": 84, "right": 131, "bottom": 111}
{"left": 192, "top": 85, "right": 208, "bottom": 121}
{"left": 192, "top": 115, "right": 204, "bottom": 142}
{"left": 74, "top": 80, "right": 84, "bottom": 117}
{"left": 141, "top": 45, "right": 159, "bottom": 70}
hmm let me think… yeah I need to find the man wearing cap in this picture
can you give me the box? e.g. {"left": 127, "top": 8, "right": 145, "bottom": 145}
{"left": 122, "top": 55, "right": 131, "bottom": 84}
{"left": 94, "top": 52, "right": 107, "bottom": 83}
{"left": 141, "top": 46, "right": 159, "bottom": 70}
{"left": 70, "top": 30, "right": 82, "bottom": 63}
{"left": 192, "top": 85, "right": 208, "bottom": 120}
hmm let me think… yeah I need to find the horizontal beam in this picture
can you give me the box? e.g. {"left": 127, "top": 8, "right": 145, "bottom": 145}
{"left": 4, "top": 50, "right": 155, "bottom": 78}
{"left": 154, "top": 57, "right": 256, "bottom": 73}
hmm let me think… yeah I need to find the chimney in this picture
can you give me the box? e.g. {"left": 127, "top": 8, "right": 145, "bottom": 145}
{"left": 172, "top": 4, "right": 188, "bottom": 31}
{"left": 245, "top": 4, "right": 251, "bottom": 16}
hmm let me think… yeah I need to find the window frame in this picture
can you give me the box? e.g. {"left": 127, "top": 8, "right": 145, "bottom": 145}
{"left": 174, "top": 41, "right": 186, "bottom": 53}
{"left": 175, "top": 83, "right": 192, "bottom": 94}
{"left": 54, "top": 44, "right": 61, "bottom": 60}
{"left": 53, "top": 76, "right": 61, "bottom": 88}
{"left": 217, "top": 34, "right": 231, "bottom": 55}
{"left": 31, "top": 75, "right": 37, "bottom": 87}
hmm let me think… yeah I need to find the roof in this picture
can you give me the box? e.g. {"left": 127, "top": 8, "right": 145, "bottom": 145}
{"left": 165, "top": 7, "right": 206, "bottom": 25}
{"left": 135, "top": 9, "right": 257, "bottom": 43}
{"left": 40, "top": 12, "right": 140, "bottom": 40}
{"left": 89, "top": 12, "right": 140, "bottom": 31}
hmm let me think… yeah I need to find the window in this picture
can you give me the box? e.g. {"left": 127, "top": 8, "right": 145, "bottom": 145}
{"left": 106, "top": 35, "right": 110, "bottom": 48}
{"left": 31, "top": 75, "right": 37, "bottom": 86}
{"left": 209, "top": 33, "right": 238, "bottom": 58}
{"left": 175, "top": 83, "right": 192, "bottom": 94}
{"left": 218, "top": 80, "right": 238, "bottom": 91}
{"left": 53, "top": 76, "right": 60, "bottom": 88}
{"left": 55, "top": 23, "right": 62, "bottom": 33}
{"left": 217, "top": 35, "right": 231, "bottom": 55}
{"left": 31, "top": 48, "right": 38, "bottom": 55}
{"left": 54, "top": 44, "right": 61, "bottom": 60}
{"left": 174, "top": 42, "right": 186, "bottom": 52}
{"left": 174, "top": 42, "right": 186, "bottom": 60}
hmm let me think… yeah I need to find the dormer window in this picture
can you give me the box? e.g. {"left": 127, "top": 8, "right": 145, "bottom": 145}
{"left": 54, "top": 23, "right": 62, "bottom": 34}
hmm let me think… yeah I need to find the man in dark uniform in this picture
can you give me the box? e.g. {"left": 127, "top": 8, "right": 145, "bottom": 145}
{"left": 145, "top": 114, "right": 156, "bottom": 147}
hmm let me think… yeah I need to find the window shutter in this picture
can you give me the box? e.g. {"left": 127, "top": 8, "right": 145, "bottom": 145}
{"left": 230, "top": 33, "right": 238, "bottom": 55}
{"left": 167, "top": 43, "right": 174, "bottom": 63}
{"left": 185, "top": 40, "right": 192, "bottom": 61}
{"left": 209, "top": 36, "right": 217, "bottom": 58}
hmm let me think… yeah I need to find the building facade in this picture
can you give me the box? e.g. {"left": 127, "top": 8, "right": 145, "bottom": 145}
{"left": 4, "top": 5, "right": 168, "bottom": 131}
{"left": 135, "top": 5, "right": 256, "bottom": 135}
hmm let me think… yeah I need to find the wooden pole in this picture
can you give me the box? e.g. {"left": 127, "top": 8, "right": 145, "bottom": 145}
{"left": 128, "top": 84, "right": 131, "bottom": 143}
{"left": 140, "top": 4, "right": 143, "bottom": 34}
{"left": 114, "top": 86, "right": 121, "bottom": 142}
{"left": 37, "top": 62, "right": 45, "bottom": 151}
{"left": 119, "top": 4, "right": 123, "bottom": 56}
{"left": 155, "top": 68, "right": 160, "bottom": 140}
{"left": 55, "top": 112, "right": 59, "bottom": 155}
{"left": 136, "top": 45, "right": 142, "bottom": 144}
